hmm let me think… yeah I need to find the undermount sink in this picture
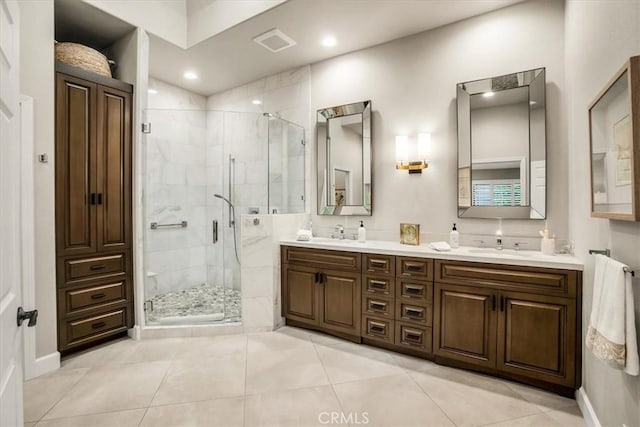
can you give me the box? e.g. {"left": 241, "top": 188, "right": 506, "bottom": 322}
{"left": 312, "top": 237, "right": 355, "bottom": 244}
{"left": 468, "top": 248, "right": 532, "bottom": 257}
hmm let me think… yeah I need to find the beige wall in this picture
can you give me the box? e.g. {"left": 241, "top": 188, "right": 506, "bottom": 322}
{"left": 565, "top": 1, "right": 640, "bottom": 426}
{"left": 19, "top": 0, "right": 57, "bottom": 358}
{"left": 309, "top": 0, "right": 567, "bottom": 243}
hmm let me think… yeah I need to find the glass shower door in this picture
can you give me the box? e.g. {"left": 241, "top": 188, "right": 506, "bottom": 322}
{"left": 268, "top": 117, "right": 305, "bottom": 214}
{"left": 143, "top": 107, "right": 228, "bottom": 325}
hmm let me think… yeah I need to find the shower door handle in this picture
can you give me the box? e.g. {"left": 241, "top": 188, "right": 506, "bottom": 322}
{"left": 212, "top": 220, "right": 218, "bottom": 244}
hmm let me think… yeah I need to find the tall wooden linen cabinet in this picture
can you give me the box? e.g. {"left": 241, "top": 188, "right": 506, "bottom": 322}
{"left": 55, "top": 63, "right": 134, "bottom": 353}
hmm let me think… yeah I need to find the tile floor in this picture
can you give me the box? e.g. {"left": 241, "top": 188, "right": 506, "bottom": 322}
{"left": 24, "top": 326, "right": 586, "bottom": 427}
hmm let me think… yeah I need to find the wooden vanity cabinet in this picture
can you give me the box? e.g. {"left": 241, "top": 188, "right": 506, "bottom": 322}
{"left": 433, "top": 260, "right": 581, "bottom": 393}
{"left": 282, "top": 247, "right": 362, "bottom": 339}
{"left": 281, "top": 246, "right": 581, "bottom": 395}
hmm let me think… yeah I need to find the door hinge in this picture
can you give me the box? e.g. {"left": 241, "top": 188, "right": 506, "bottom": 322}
{"left": 142, "top": 123, "right": 151, "bottom": 134}
{"left": 301, "top": 139, "right": 305, "bottom": 146}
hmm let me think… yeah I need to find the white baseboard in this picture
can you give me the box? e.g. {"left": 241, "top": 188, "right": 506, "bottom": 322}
{"left": 576, "top": 387, "right": 601, "bottom": 427}
{"left": 28, "top": 352, "right": 60, "bottom": 379}
{"left": 127, "top": 325, "right": 141, "bottom": 340}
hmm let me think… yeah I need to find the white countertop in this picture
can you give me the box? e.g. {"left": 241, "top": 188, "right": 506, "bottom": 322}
{"left": 280, "top": 238, "right": 584, "bottom": 271}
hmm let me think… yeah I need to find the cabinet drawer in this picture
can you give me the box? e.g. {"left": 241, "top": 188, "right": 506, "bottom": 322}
{"left": 283, "top": 246, "right": 361, "bottom": 272}
{"left": 65, "top": 309, "right": 127, "bottom": 347}
{"left": 61, "top": 281, "right": 127, "bottom": 316}
{"left": 435, "top": 260, "right": 576, "bottom": 297}
{"left": 363, "top": 276, "right": 395, "bottom": 296}
{"left": 362, "top": 294, "right": 394, "bottom": 318}
{"left": 397, "top": 279, "right": 433, "bottom": 302}
{"left": 364, "top": 254, "right": 395, "bottom": 277}
{"left": 64, "top": 254, "right": 126, "bottom": 283}
{"left": 395, "top": 321, "right": 432, "bottom": 353}
{"left": 397, "top": 257, "right": 433, "bottom": 279}
{"left": 362, "top": 315, "right": 394, "bottom": 344}
{"left": 396, "top": 300, "right": 432, "bottom": 326}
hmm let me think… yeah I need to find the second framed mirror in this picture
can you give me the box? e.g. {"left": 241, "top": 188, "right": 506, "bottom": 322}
{"left": 317, "top": 100, "right": 372, "bottom": 215}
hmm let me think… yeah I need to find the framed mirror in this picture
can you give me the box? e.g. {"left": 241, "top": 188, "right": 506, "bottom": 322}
{"left": 457, "top": 68, "right": 546, "bottom": 219}
{"left": 317, "top": 100, "right": 372, "bottom": 215}
{"left": 589, "top": 56, "right": 639, "bottom": 221}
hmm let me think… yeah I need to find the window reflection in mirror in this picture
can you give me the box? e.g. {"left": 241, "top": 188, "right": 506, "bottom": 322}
{"left": 457, "top": 68, "right": 546, "bottom": 219}
{"left": 317, "top": 101, "right": 372, "bottom": 216}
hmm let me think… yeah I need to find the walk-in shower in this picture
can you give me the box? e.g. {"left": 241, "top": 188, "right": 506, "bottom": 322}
{"left": 143, "top": 108, "right": 305, "bottom": 326}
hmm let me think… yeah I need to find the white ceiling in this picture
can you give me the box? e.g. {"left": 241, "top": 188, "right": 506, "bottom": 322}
{"left": 149, "top": 0, "right": 523, "bottom": 96}
{"left": 55, "top": 0, "right": 524, "bottom": 96}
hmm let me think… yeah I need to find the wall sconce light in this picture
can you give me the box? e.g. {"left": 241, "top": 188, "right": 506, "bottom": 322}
{"left": 395, "top": 133, "right": 430, "bottom": 174}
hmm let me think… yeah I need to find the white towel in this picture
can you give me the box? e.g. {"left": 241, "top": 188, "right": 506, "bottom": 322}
{"left": 296, "top": 229, "right": 312, "bottom": 241}
{"left": 586, "top": 254, "right": 639, "bottom": 376}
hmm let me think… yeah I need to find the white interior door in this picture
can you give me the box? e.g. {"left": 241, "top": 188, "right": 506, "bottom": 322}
{"left": 0, "top": 1, "right": 24, "bottom": 426}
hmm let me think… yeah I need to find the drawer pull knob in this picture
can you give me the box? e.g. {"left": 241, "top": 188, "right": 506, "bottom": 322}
{"left": 405, "top": 308, "right": 424, "bottom": 316}
{"left": 406, "top": 264, "right": 422, "bottom": 272}
{"left": 90, "top": 264, "right": 106, "bottom": 271}
{"left": 369, "top": 322, "right": 386, "bottom": 334}
{"left": 370, "top": 302, "right": 386, "bottom": 311}
{"left": 405, "top": 332, "right": 421, "bottom": 342}
{"left": 91, "top": 293, "right": 106, "bottom": 300}
{"left": 370, "top": 260, "right": 387, "bottom": 268}
{"left": 405, "top": 286, "right": 422, "bottom": 294}
{"left": 91, "top": 321, "right": 106, "bottom": 329}
{"left": 370, "top": 280, "right": 386, "bottom": 289}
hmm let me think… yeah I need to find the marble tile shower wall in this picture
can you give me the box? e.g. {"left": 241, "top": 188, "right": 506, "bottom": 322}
{"left": 207, "top": 65, "right": 311, "bottom": 213}
{"left": 145, "top": 78, "right": 208, "bottom": 298}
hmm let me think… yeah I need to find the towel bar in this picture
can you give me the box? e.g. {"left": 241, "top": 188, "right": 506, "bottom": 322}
{"left": 589, "top": 249, "right": 636, "bottom": 277}
{"left": 150, "top": 221, "right": 188, "bottom": 230}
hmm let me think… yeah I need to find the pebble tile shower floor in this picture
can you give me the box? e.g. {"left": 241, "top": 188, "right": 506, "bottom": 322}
{"left": 147, "top": 284, "right": 241, "bottom": 323}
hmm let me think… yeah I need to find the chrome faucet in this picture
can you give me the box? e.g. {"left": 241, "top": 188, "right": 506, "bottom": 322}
{"left": 513, "top": 242, "right": 528, "bottom": 251}
{"left": 496, "top": 235, "right": 503, "bottom": 250}
{"left": 332, "top": 224, "right": 345, "bottom": 239}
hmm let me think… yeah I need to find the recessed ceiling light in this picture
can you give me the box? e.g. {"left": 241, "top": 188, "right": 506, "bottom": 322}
{"left": 483, "top": 91, "right": 495, "bottom": 98}
{"left": 184, "top": 71, "right": 198, "bottom": 80}
{"left": 148, "top": 88, "right": 158, "bottom": 94}
{"left": 322, "top": 36, "right": 337, "bottom": 47}
{"left": 252, "top": 99, "right": 262, "bottom": 105}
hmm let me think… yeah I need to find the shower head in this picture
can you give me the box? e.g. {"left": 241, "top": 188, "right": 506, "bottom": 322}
{"left": 214, "top": 194, "right": 234, "bottom": 207}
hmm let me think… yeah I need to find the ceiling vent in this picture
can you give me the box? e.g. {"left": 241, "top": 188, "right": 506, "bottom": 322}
{"left": 253, "top": 29, "right": 296, "bottom": 53}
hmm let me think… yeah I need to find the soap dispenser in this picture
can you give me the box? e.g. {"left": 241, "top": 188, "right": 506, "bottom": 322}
{"left": 358, "top": 221, "right": 366, "bottom": 243}
{"left": 449, "top": 223, "right": 459, "bottom": 248}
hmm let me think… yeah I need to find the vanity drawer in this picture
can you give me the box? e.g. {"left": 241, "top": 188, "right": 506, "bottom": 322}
{"left": 397, "top": 279, "right": 433, "bottom": 303}
{"left": 363, "top": 276, "right": 395, "bottom": 296}
{"left": 396, "top": 300, "right": 432, "bottom": 326}
{"left": 282, "top": 246, "right": 361, "bottom": 272}
{"left": 362, "top": 315, "right": 394, "bottom": 344}
{"left": 362, "top": 294, "right": 394, "bottom": 318}
{"left": 60, "top": 280, "right": 127, "bottom": 316}
{"left": 435, "top": 260, "right": 576, "bottom": 297}
{"left": 395, "top": 321, "right": 432, "bottom": 353}
{"left": 364, "top": 254, "right": 395, "bottom": 277}
{"left": 64, "top": 309, "right": 128, "bottom": 348}
{"left": 63, "top": 254, "right": 126, "bottom": 284}
{"left": 397, "top": 257, "right": 433, "bottom": 280}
